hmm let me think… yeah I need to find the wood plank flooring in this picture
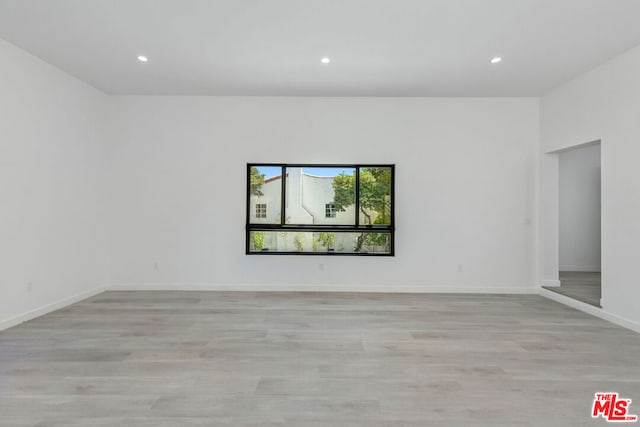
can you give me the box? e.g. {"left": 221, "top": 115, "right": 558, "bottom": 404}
{"left": 1, "top": 291, "right": 639, "bottom": 426}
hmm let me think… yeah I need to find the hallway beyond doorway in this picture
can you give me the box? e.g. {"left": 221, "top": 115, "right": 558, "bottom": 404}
{"left": 544, "top": 271, "right": 601, "bottom": 307}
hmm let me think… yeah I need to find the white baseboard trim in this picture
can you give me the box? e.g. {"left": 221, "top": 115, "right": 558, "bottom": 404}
{"left": 559, "top": 266, "right": 601, "bottom": 272}
{"left": 0, "top": 286, "right": 106, "bottom": 332}
{"left": 542, "top": 279, "right": 561, "bottom": 287}
{"left": 540, "top": 288, "right": 640, "bottom": 334}
{"left": 109, "top": 282, "right": 539, "bottom": 294}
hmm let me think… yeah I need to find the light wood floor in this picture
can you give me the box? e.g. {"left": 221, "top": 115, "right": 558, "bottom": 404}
{"left": 1, "top": 291, "right": 639, "bottom": 426}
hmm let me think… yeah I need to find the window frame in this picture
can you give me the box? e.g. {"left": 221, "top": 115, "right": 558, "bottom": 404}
{"left": 246, "top": 163, "right": 395, "bottom": 256}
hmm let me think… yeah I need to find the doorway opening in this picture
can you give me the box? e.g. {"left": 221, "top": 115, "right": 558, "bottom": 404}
{"left": 543, "top": 142, "right": 601, "bottom": 306}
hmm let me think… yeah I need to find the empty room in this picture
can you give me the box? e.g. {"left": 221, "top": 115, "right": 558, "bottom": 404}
{"left": 1, "top": 1, "right": 640, "bottom": 425}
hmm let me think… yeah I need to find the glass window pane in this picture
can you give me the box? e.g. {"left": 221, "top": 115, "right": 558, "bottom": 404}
{"left": 248, "top": 231, "right": 391, "bottom": 254}
{"left": 285, "top": 167, "right": 356, "bottom": 225}
{"left": 359, "top": 167, "right": 392, "bottom": 226}
{"left": 249, "top": 165, "right": 282, "bottom": 224}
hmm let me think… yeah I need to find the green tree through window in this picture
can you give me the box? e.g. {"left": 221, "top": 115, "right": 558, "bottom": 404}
{"left": 332, "top": 167, "right": 392, "bottom": 225}
{"left": 250, "top": 166, "right": 265, "bottom": 196}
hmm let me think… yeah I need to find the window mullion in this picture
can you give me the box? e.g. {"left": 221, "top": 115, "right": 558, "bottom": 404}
{"left": 280, "top": 165, "right": 286, "bottom": 225}
{"left": 355, "top": 167, "right": 360, "bottom": 227}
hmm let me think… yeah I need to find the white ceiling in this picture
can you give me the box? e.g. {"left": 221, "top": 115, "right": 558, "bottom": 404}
{"left": 1, "top": 0, "right": 640, "bottom": 96}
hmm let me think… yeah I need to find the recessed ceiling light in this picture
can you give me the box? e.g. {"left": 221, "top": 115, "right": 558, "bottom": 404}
{"left": 320, "top": 57, "right": 330, "bottom": 64}
{"left": 137, "top": 55, "right": 148, "bottom": 62}
{"left": 490, "top": 57, "right": 502, "bottom": 64}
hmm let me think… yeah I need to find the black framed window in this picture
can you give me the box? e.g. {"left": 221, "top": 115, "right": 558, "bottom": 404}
{"left": 255, "top": 203, "right": 267, "bottom": 218}
{"left": 246, "top": 164, "right": 395, "bottom": 255}
{"left": 325, "top": 203, "right": 336, "bottom": 218}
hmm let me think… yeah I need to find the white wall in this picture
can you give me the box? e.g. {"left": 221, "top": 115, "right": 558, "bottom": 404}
{"left": 108, "top": 96, "right": 539, "bottom": 292}
{"left": 0, "top": 39, "right": 108, "bottom": 329}
{"left": 559, "top": 143, "right": 601, "bottom": 271}
{"left": 541, "top": 44, "right": 640, "bottom": 326}
{"left": 250, "top": 175, "right": 284, "bottom": 225}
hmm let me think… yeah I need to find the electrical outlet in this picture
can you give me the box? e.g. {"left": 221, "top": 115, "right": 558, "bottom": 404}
{"left": 154, "top": 262, "right": 159, "bottom": 270}
{"left": 318, "top": 263, "right": 324, "bottom": 271}
{"left": 26, "top": 282, "right": 33, "bottom": 292}
{"left": 458, "top": 264, "right": 464, "bottom": 273}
